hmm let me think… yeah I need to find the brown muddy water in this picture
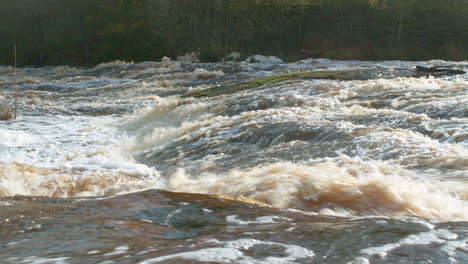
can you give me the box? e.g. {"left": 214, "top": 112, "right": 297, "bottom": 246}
{"left": 0, "top": 58, "right": 467, "bottom": 263}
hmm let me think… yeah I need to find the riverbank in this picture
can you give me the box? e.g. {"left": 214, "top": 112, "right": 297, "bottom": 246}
{"left": 1, "top": 0, "right": 466, "bottom": 66}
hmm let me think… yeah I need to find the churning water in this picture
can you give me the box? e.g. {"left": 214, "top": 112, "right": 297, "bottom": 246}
{"left": 0, "top": 58, "right": 467, "bottom": 263}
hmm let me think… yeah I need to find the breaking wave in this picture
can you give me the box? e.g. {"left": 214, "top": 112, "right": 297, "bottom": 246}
{"left": 167, "top": 157, "right": 468, "bottom": 221}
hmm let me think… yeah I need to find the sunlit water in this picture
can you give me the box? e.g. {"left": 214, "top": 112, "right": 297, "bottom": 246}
{"left": 1, "top": 58, "right": 467, "bottom": 263}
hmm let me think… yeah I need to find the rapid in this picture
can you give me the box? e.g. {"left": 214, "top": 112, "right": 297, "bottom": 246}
{"left": 0, "top": 58, "right": 467, "bottom": 263}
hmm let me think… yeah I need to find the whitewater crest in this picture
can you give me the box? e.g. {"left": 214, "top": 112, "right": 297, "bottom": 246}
{"left": 165, "top": 157, "right": 468, "bottom": 221}
{"left": 0, "top": 163, "right": 160, "bottom": 197}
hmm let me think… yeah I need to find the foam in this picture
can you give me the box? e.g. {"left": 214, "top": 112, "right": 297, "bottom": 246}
{"left": 68, "top": 152, "right": 159, "bottom": 177}
{"left": 12, "top": 256, "right": 70, "bottom": 264}
{"left": 347, "top": 257, "right": 370, "bottom": 264}
{"left": 124, "top": 105, "right": 336, "bottom": 154}
{"left": 122, "top": 97, "right": 216, "bottom": 131}
{"left": 360, "top": 229, "right": 461, "bottom": 258}
{"left": 441, "top": 238, "right": 468, "bottom": 262}
{"left": 352, "top": 77, "right": 466, "bottom": 95}
{"left": 226, "top": 215, "right": 291, "bottom": 225}
{"left": 328, "top": 77, "right": 468, "bottom": 108}
{"left": 121, "top": 97, "right": 222, "bottom": 151}
{"left": 93, "top": 60, "right": 133, "bottom": 70}
{"left": 351, "top": 128, "right": 467, "bottom": 169}
{"left": 0, "top": 163, "right": 159, "bottom": 197}
{"left": 345, "top": 104, "right": 430, "bottom": 121}
{"left": 193, "top": 68, "right": 224, "bottom": 80}
{"left": 138, "top": 238, "right": 314, "bottom": 264}
{"left": 104, "top": 245, "right": 129, "bottom": 256}
{"left": 245, "top": 55, "right": 284, "bottom": 64}
{"left": 0, "top": 129, "right": 40, "bottom": 147}
{"left": 166, "top": 157, "right": 468, "bottom": 221}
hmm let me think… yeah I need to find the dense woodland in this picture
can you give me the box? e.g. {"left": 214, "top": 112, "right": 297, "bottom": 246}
{"left": 1, "top": 0, "right": 467, "bottom": 66}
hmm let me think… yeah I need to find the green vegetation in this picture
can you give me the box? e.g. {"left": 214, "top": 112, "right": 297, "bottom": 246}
{"left": 183, "top": 70, "right": 361, "bottom": 98}
{"left": 1, "top": 0, "right": 466, "bottom": 66}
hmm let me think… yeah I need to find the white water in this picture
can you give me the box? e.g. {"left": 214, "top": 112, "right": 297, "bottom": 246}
{"left": 1, "top": 58, "right": 467, "bottom": 220}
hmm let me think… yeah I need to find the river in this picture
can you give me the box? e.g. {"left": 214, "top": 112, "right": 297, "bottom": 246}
{"left": 0, "top": 58, "right": 467, "bottom": 263}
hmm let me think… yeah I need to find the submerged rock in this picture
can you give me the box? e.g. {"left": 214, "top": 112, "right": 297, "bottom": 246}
{"left": 0, "top": 105, "right": 14, "bottom": 120}
{"left": 416, "top": 65, "right": 466, "bottom": 76}
{"left": 183, "top": 70, "right": 367, "bottom": 98}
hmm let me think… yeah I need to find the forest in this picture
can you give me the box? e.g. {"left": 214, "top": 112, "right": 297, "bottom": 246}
{"left": 0, "top": 0, "right": 466, "bottom": 66}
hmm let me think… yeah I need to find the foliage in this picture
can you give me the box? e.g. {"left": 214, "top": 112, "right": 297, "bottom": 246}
{"left": 0, "top": 0, "right": 466, "bottom": 66}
